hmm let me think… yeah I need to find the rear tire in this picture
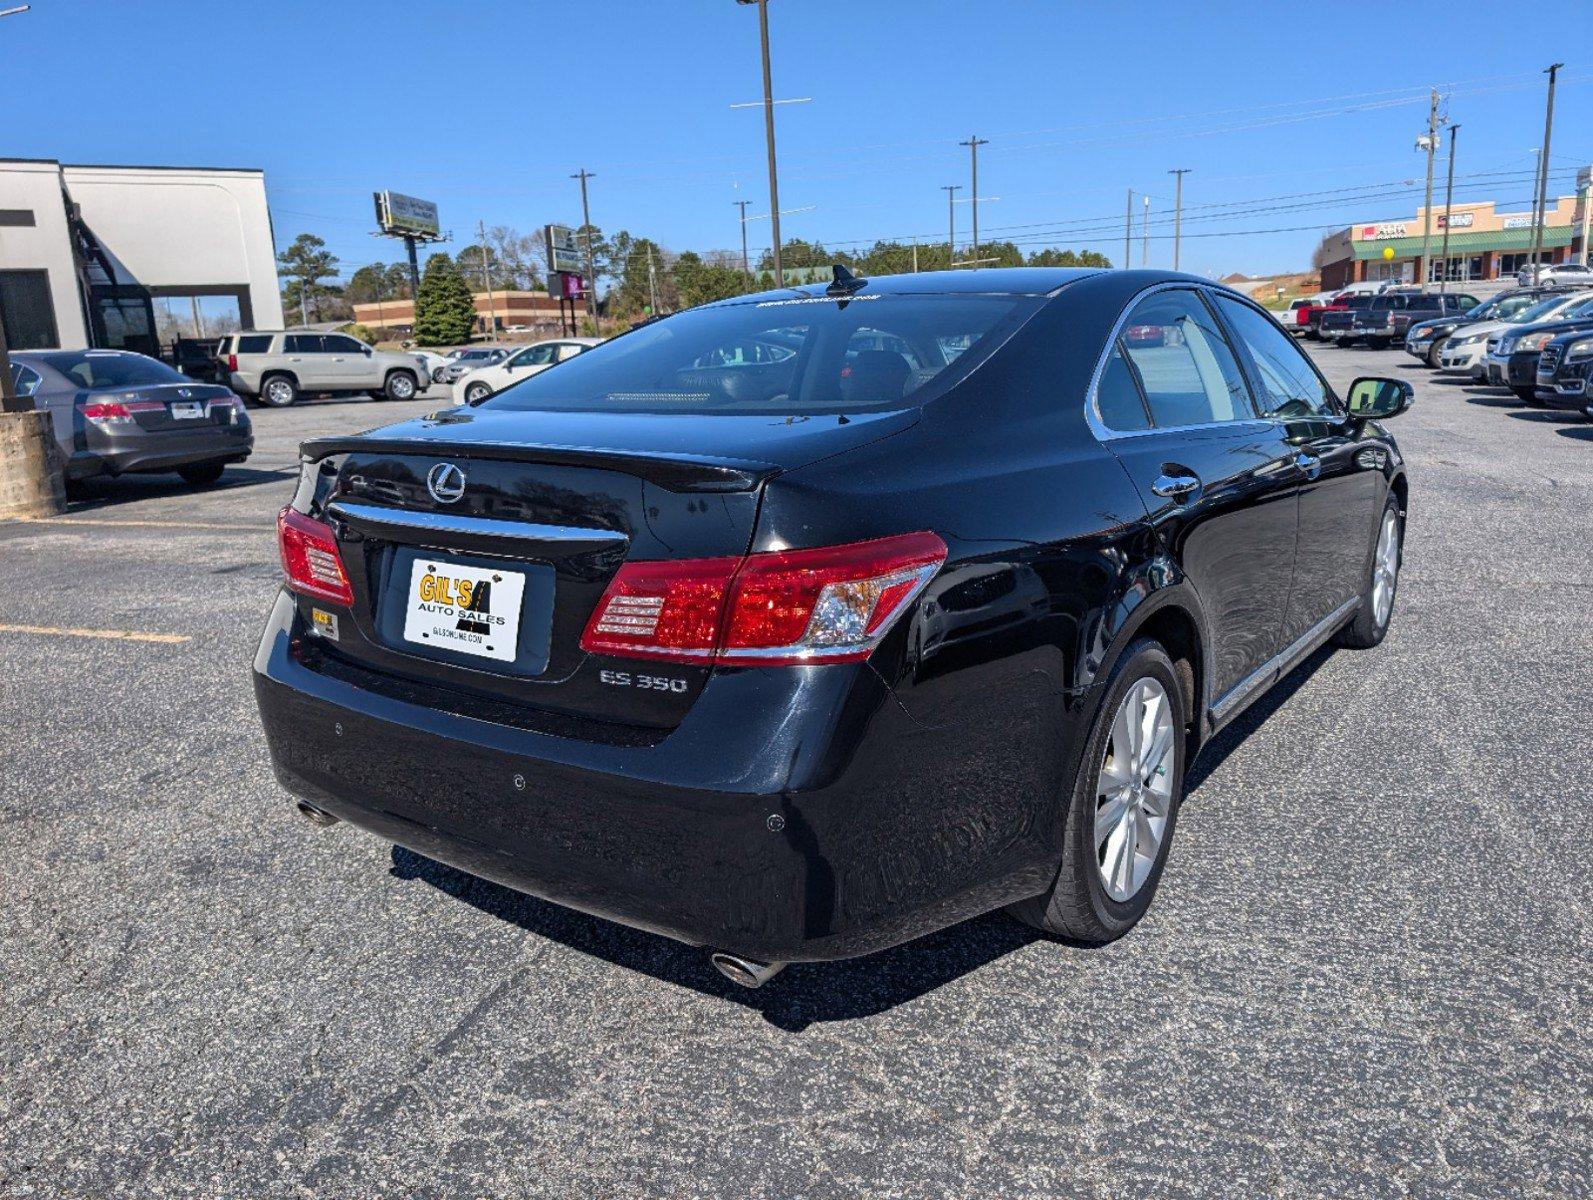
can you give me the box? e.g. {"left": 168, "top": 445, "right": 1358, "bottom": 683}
{"left": 259, "top": 375, "right": 298, "bottom": 407}
{"left": 383, "top": 370, "right": 418, "bottom": 401}
{"left": 1336, "top": 494, "right": 1402, "bottom": 649}
{"left": 1366, "top": 337, "right": 1389, "bottom": 350}
{"left": 177, "top": 461, "right": 226, "bottom": 486}
{"left": 1009, "top": 639, "right": 1187, "bottom": 944}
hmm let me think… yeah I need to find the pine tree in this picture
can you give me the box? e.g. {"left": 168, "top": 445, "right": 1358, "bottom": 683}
{"left": 413, "top": 253, "right": 478, "bottom": 346}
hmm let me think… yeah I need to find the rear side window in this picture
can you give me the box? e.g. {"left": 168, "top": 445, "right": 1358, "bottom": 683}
{"left": 9, "top": 363, "right": 41, "bottom": 397}
{"left": 1095, "top": 344, "right": 1151, "bottom": 431}
{"left": 1114, "top": 291, "right": 1252, "bottom": 427}
{"left": 237, "top": 334, "right": 273, "bottom": 354}
{"left": 482, "top": 293, "right": 1037, "bottom": 415}
{"left": 284, "top": 334, "right": 318, "bottom": 353}
{"left": 1214, "top": 296, "right": 1336, "bottom": 419}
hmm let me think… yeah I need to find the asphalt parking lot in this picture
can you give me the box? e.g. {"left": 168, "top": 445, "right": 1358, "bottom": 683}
{"left": 1, "top": 351, "right": 1588, "bottom": 1199}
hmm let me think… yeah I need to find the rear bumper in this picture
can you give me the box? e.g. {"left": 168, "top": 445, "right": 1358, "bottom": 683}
{"left": 252, "top": 592, "right": 1063, "bottom": 963}
{"left": 74, "top": 424, "right": 253, "bottom": 478}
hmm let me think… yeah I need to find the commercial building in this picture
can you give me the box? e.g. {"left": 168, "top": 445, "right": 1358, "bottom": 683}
{"left": 0, "top": 159, "right": 284, "bottom": 355}
{"left": 1315, "top": 194, "right": 1590, "bottom": 290}
{"left": 352, "top": 290, "right": 574, "bottom": 338}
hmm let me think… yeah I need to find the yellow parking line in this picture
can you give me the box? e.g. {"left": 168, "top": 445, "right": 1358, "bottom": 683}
{"left": 0, "top": 623, "right": 190, "bottom": 644}
{"left": 13, "top": 517, "right": 271, "bottom": 532}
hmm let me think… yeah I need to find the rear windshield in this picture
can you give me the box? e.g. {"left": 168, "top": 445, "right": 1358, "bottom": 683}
{"left": 39, "top": 351, "right": 187, "bottom": 389}
{"left": 481, "top": 292, "right": 1037, "bottom": 414}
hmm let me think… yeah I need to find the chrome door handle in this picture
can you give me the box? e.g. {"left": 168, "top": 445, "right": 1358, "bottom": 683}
{"left": 1150, "top": 472, "right": 1201, "bottom": 500}
{"left": 1294, "top": 451, "right": 1322, "bottom": 478}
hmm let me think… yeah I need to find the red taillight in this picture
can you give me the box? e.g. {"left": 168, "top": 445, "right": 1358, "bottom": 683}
{"left": 227, "top": 353, "right": 238, "bottom": 372}
{"left": 580, "top": 532, "right": 948, "bottom": 667}
{"left": 277, "top": 507, "right": 353, "bottom": 606}
{"left": 81, "top": 400, "right": 130, "bottom": 421}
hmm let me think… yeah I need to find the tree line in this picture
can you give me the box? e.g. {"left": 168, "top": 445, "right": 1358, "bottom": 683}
{"left": 276, "top": 225, "right": 1113, "bottom": 342}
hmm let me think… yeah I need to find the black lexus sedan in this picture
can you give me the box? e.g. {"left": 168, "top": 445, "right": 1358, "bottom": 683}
{"left": 12, "top": 349, "right": 252, "bottom": 488}
{"left": 253, "top": 268, "right": 1412, "bottom": 987}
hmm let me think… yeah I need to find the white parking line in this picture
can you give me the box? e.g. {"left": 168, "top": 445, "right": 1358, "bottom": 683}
{"left": 0, "top": 623, "right": 190, "bottom": 644}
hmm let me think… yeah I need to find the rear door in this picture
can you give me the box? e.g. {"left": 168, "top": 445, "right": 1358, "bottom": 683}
{"left": 322, "top": 334, "right": 375, "bottom": 387}
{"left": 1095, "top": 287, "right": 1301, "bottom": 703}
{"left": 283, "top": 334, "right": 333, "bottom": 388}
{"left": 1213, "top": 294, "right": 1380, "bottom": 647}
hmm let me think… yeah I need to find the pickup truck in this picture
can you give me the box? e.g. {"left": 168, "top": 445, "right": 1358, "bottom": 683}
{"left": 1323, "top": 291, "right": 1477, "bottom": 349}
{"left": 1295, "top": 295, "right": 1349, "bottom": 339}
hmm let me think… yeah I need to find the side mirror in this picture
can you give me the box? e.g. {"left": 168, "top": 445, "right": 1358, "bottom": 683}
{"left": 1345, "top": 376, "right": 1414, "bottom": 420}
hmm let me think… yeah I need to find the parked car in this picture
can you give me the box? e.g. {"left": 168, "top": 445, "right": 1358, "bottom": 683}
{"left": 1329, "top": 291, "right": 1477, "bottom": 349}
{"left": 407, "top": 349, "right": 454, "bottom": 381}
{"left": 1316, "top": 294, "right": 1376, "bottom": 342}
{"left": 1438, "top": 290, "right": 1593, "bottom": 377}
{"left": 1533, "top": 328, "right": 1593, "bottom": 414}
{"left": 10, "top": 349, "right": 251, "bottom": 488}
{"left": 1397, "top": 293, "right": 1497, "bottom": 366}
{"left": 1297, "top": 292, "right": 1352, "bottom": 340}
{"left": 1516, "top": 262, "right": 1593, "bottom": 287}
{"left": 254, "top": 267, "right": 1413, "bottom": 985}
{"left": 1484, "top": 301, "right": 1593, "bottom": 400}
{"left": 454, "top": 337, "right": 602, "bottom": 404}
{"left": 1282, "top": 296, "right": 1318, "bottom": 336}
{"left": 434, "top": 345, "right": 512, "bottom": 385}
{"left": 219, "top": 332, "right": 431, "bottom": 407}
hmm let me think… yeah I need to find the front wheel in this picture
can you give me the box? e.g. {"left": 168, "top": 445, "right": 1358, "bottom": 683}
{"left": 383, "top": 371, "right": 418, "bottom": 401}
{"left": 1425, "top": 338, "right": 1447, "bottom": 368}
{"left": 1009, "top": 639, "right": 1187, "bottom": 944}
{"left": 1336, "top": 496, "right": 1402, "bottom": 649}
{"left": 1511, "top": 386, "right": 1541, "bottom": 404}
{"left": 463, "top": 382, "right": 491, "bottom": 405}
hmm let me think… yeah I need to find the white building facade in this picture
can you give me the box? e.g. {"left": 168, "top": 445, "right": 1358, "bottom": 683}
{"left": 0, "top": 159, "right": 283, "bottom": 354}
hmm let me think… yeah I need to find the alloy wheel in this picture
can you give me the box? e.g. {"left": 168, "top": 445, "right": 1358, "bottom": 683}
{"left": 390, "top": 374, "right": 415, "bottom": 399}
{"left": 1095, "top": 678, "right": 1175, "bottom": 902}
{"left": 1371, "top": 510, "right": 1399, "bottom": 628}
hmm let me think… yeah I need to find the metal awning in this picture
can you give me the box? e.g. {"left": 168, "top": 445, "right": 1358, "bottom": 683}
{"left": 1351, "top": 226, "right": 1574, "bottom": 260}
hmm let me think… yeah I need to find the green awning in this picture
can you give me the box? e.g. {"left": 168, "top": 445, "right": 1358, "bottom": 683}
{"left": 1352, "top": 226, "right": 1574, "bottom": 260}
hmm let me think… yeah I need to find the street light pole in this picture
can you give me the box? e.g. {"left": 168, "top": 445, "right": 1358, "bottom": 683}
{"left": 942, "top": 184, "right": 961, "bottom": 268}
{"left": 1417, "top": 88, "right": 1440, "bottom": 288}
{"left": 1168, "top": 169, "right": 1190, "bottom": 270}
{"left": 1124, "top": 188, "right": 1133, "bottom": 269}
{"left": 570, "top": 168, "right": 597, "bottom": 323}
{"left": 1530, "top": 63, "right": 1564, "bottom": 274}
{"left": 959, "top": 136, "right": 989, "bottom": 267}
{"left": 737, "top": 0, "right": 784, "bottom": 286}
{"left": 1141, "top": 195, "right": 1150, "bottom": 267}
{"left": 1439, "top": 123, "right": 1460, "bottom": 293}
{"left": 477, "top": 219, "right": 497, "bottom": 336}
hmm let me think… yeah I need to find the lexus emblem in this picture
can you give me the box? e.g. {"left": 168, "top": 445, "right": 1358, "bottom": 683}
{"left": 426, "top": 462, "right": 467, "bottom": 504}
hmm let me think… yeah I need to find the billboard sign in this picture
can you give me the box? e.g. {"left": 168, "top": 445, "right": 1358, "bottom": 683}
{"left": 545, "top": 224, "right": 584, "bottom": 275}
{"left": 374, "top": 191, "right": 441, "bottom": 238}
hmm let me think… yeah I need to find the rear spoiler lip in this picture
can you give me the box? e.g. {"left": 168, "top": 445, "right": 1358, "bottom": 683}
{"left": 297, "top": 435, "right": 778, "bottom": 494}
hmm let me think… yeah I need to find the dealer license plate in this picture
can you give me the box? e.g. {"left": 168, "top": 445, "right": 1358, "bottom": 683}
{"left": 171, "top": 401, "right": 205, "bottom": 419}
{"left": 401, "top": 559, "right": 524, "bottom": 663}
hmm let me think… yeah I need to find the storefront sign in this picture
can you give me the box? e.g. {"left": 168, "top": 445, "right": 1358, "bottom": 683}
{"left": 1502, "top": 216, "right": 1534, "bottom": 229}
{"left": 1436, "top": 212, "right": 1474, "bottom": 229}
{"left": 1360, "top": 223, "right": 1408, "bottom": 240}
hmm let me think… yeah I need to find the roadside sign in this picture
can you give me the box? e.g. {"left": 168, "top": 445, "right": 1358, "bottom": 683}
{"left": 374, "top": 191, "right": 441, "bottom": 238}
{"left": 545, "top": 224, "right": 583, "bottom": 275}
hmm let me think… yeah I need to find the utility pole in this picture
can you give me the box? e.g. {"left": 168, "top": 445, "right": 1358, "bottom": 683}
{"left": 1439, "top": 124, "right": 1460, "bottom": 293}
{"left": 570, "top": 168, "right": 597, "bottom": 322}
{"left": 911, "top": 238, "right": 919, "bottom": 273}
{"left": 960, "top": 136, "right": 989, "bottom": 267}
{"left": 737, "top": 0, "right": 784, "bottom": 285}
{"left": 942, "top": 184, "right": 961, "bottom": 268}
{"left": 1168, "top": 169, "right": 1190, "bottom": 271}
{"left": 477, "top": 219, "right": 498, "bottom": 337}
{"left": 1417, "top": 88, "right": 1440, "bottom": 288}
{"left": 646, "top": 243, "right": 659, "bottom": 314}
{"left": 1124, "top": 188, "right": 1133, "bottom": 269}
{"left": 1141, "top": 195, "right": 1150, "bottom": 267}
{"left": 1530, "top": 63, "right": 1564, "bottom": 274}
{"left": 734, "top": 199, "right": 753, "bottom": 278}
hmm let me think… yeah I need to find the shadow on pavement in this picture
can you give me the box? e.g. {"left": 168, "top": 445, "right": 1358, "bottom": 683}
{"left": 65, "top": 465, "right": 296, "bottom": 513}
{"left": 1185, "top": 645, "right": 1333, "bottom": 795}
{"left": 390, "top": 846, "right": 1038, "bottom": 1032}
{"left": 1504, "top": 408, "right": 1584, "bottom": 424}
{"left": 1464, "top": 392, "right": 1522, "bottom": 408}
{"left": 1555, "top": 423, "right": 1593, "bottom": 441}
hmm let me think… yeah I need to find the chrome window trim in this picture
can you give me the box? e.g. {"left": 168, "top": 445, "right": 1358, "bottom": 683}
{"left": 1083, "top": 282, "right": 1278, "bottom": 442}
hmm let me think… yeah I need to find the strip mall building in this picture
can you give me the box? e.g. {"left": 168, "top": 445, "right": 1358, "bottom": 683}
{"left": 1315, "top": 194, "right": 1589, "bottom": 290}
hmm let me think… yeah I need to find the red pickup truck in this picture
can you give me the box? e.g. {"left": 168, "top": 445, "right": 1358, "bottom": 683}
{"left": 1291, "top": 294, "right": 1349, "bottom": 339}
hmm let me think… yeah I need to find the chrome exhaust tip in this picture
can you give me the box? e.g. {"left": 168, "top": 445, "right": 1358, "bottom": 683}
{"left": 295, "top": 801, "right": 340, "bottom": 828}
{"left": 710, "top": 952, "right": 786, "bottom": 989}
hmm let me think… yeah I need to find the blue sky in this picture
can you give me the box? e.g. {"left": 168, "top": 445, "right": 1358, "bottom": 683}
{"left": 6, "top": 0, "right": 1588, "bottom": 280}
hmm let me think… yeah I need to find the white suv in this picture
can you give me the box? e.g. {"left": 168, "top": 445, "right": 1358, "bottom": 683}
{"left": 217, "top": 331, "right": 432, "bottom": 407}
